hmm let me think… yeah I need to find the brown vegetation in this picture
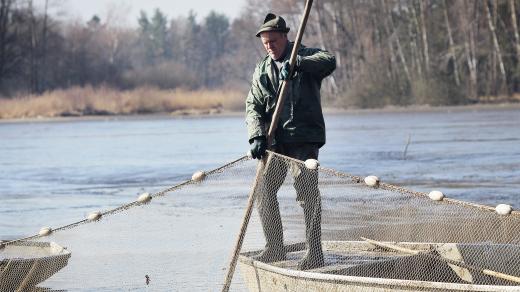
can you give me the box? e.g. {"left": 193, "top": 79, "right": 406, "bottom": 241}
{"left": 0, "top": 87, "right": 244, "bottom": 119}
{"left": 2, "top": 0, "right": 520, "bottom": 115}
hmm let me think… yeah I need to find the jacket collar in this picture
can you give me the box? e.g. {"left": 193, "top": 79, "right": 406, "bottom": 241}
{"left": 266, "top": 42, "right": 294, "bottom": 92}
{"left": 275, "top": 41, "right": 291, "bottom": 62}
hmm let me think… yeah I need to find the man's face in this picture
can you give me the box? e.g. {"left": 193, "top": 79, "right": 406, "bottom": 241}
{"left": 260, "top": 31, "right": 288, "bottom": 61}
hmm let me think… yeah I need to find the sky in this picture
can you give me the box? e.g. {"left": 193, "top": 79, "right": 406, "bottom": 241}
{"left": 36, "top": 0, "right": 246, "bottom": 25}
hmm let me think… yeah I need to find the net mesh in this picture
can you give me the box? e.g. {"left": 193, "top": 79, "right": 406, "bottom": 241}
{"left": 1, "top": 151, "right": 520, "bottom": 291}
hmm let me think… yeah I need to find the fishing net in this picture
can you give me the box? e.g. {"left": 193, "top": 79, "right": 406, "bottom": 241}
{"left": 1, "top": 151, "right": 520, "bottom": 291}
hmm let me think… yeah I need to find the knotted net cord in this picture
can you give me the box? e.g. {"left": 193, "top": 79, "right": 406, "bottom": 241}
{"left": 1, "top": 151, "right": 519, "bottom": 291}
{"left": 2, "top": 156, "right": 250, "bottom": 247}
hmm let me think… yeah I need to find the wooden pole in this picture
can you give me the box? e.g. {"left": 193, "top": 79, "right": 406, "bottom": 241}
{"left": 16, "top": 259, "right": 40, "bottom": 292}
{"left": 361, "top": 237, "right": 520, "bottom": 284}
{"left": 266, "top": 0, "right": 314, "bottom": 147}
{"left": 221, "top": 1, "right": 314, "bottom": 291}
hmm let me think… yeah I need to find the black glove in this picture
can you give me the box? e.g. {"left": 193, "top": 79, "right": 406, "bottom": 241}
{"left": 250, "top": 136, "right": 267, "bottom": 159}
{"left": 279, "top": 56, "right": 301, "bottom": 80}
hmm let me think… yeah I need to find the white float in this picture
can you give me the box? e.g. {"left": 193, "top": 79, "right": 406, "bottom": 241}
{"left": 304, "top": 159, "right": 319, "bottom": 170}
{"left": 87, "top": 211, "right": 102, "bottom": 221}
{"left": 137, "top": 192, "right": 152, "bottom": 203}
{"left": 495, "top": 204, "right": 513, "bottom": 216}
{"left": 192, "top": 171, "right": 206, "bottom": 182}
{"left": 364, "top": 175, "right": 379, "bottom": 187}
{"left": 39, "top": 227, "right": 53, "bottom": 236}
{"left": 428, "top": 190, "right": 445, "bottom": 201}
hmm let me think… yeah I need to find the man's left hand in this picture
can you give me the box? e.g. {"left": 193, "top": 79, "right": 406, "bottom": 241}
{"left": 250, "top": 136, "right": 267, "bottom": 159}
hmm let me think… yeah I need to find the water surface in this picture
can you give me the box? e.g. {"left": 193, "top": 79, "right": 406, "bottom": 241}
{"left": 1, "top": 109, "right": 519, "bottom": 237}
{"left": 1, "top": 108, "right": 519, "bottom": 290}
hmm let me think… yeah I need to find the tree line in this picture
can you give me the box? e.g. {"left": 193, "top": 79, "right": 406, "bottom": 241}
{"left": 1, "top": 0, "right": 520, "bottom": 108}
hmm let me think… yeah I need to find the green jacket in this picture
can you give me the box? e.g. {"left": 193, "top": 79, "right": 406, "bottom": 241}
{"left": 245, "top": 43, "right": 336, "bottom": 146}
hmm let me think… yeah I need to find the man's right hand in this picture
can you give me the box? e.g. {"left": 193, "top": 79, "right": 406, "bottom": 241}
{"left": 250, "top": 136, "right": 267, "bottom": 159}
{"left": 279, "top": 56, "right": 301, "bottom": 80}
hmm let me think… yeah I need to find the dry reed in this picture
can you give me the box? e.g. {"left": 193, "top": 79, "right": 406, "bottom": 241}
{"left": 0, "top": 86, "right": 245, "bottom": 119}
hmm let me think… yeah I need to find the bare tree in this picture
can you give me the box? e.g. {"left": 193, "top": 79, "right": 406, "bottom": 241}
{"left": 509, "top": 0, "right": 520, "bottom": 89}
{"left": 408, "top": 0, "right": 423, "bottom": 78}
{"left": 385, "top": 0, "right": 411, "bottom": 84}
{"left": 28, "top": 0, "right": 39, "bottom": 93}
{"left": 461, "top": 0, "right": 478, "bottom": 99}
{"left": 40, "top": 0, "right": 48, "bottom": 91}
{"left": 443, "top": 0, "right": 460, "bottom": 86}
{"left": 314, "top": 0, "right": 338, "bottom": 94}
{"left": 0, "top": 0, "right": 14, "bottom": 85}
{"left": 484, "top": 0, "right": 507, "bottom": 93}
{"left": 419, "top": 0, "right": 430, "bottom": 75}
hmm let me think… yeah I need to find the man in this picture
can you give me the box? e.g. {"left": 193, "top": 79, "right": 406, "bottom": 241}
{"left": 245, "top": 13, "right": 336, "bottom": 270}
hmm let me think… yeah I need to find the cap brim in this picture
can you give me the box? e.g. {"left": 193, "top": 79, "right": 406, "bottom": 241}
{"left": 256, "top": 27, "right": 290, "bottom": 37}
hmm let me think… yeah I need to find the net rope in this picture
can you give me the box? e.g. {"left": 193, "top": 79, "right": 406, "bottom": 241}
{"left": 1, "top": 151, "right": 519, "bottom": 291}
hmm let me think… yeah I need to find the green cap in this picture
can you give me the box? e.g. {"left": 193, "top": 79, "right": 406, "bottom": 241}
{"left": 256, "top": 13, "right": 290, "bottom": 37}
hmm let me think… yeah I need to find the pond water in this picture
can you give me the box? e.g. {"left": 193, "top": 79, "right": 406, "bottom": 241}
{"left": 0, "top": 107, "right": 519, "bottom": 290}
{"left": 1, "top": 108, "right": 520, "bottom": 237}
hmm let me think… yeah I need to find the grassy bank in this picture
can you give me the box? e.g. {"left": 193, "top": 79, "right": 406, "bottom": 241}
{"left": 2, "top": 86, "right": 519, "bottom": 121}
{"left": 0, "top": 86, "right": 245, "bottom": 119}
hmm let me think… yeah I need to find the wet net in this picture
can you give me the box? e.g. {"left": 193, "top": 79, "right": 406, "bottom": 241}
{"left": 1, "top": 151, "right": 520, "bottom": 291}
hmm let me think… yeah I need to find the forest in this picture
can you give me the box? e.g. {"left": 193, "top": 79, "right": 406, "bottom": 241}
{"left": 1, "top": 0, "right": 520, "bottom": 118}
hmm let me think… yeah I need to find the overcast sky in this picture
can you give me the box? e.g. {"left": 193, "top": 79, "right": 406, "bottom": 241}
{"left": 36, "top": 0, "right": 246, "bottom": 25}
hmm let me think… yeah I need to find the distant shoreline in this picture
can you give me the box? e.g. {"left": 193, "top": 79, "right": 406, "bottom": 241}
{"left": 324, "top": 102, "right": 520, "bottom": 114}
{"left": 1, "top": 102, "right": 519, "bottom": 124}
